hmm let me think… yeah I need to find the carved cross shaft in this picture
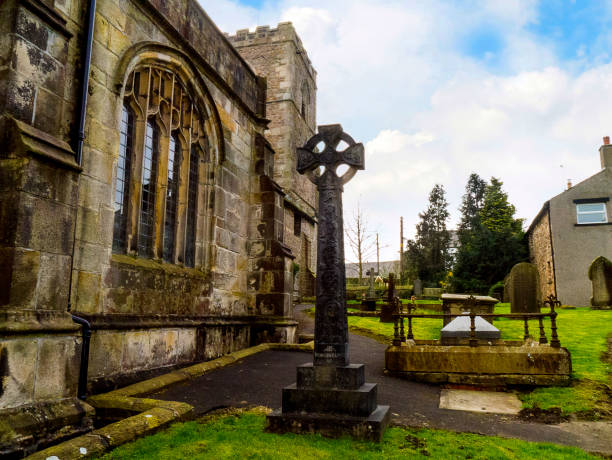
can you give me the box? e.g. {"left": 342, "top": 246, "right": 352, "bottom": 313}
{"left": 297, "top": 124, "right": 364, "bottom": 366}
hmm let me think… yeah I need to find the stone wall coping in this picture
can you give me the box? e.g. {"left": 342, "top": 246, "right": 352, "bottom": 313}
{"left": 7, "top": 117, "right": 81, "bottom": 172}
{"left": 0, "top": 309, "right": 80, "bottom": 335}
{"left": 26, "top": 341, "right": 313, "bottom": 459}
{"left": 70, "top": 313, "right": 299, "bottom": 330}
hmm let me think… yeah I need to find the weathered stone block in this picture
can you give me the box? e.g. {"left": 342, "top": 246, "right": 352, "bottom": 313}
{"left": 0, "top": 338, "right": 37, "bottom": 409}
{"left": 385, "top": 341, "right": 571, "bottom": 386}
{"left": 15, "top": 193, "right": 74, "bottom": 255}
{"left": 34, "top": 336, "right": 80, "bottom": 401}
{"left": 6, "top": 247, "right": 40, "bottom": 308}
{"left": 121, "top": 331, "right": 150, "bottom": 371}
{"left": 88, "top": 331, "right": 124, "bottom": 379}
{"left": 75, "top": 271, "right": 102, "bottom": 313}
{"left": 36, "top": 252, "right": 71, "bottom": 310}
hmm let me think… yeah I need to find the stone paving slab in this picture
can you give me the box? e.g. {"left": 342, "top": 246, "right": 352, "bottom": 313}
{"left": 439, "top": 389, "right": 522, "bottom": 415}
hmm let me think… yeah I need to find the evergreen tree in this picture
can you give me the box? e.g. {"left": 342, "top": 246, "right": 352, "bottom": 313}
{"left": 458, "top": 173, "right": 486, "bottom": 234}
{"left": 452, "top": 177, "right": 527, "bottom": 293}
{"left": 405, "top": 184, "right": 451, "bottom": 285}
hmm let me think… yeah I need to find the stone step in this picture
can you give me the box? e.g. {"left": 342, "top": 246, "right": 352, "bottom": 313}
{"left": 296, "top": 363, "right": 365, "bottom": 390}
{"left": 282, "top": 382, "right": 378, "bottom": 417}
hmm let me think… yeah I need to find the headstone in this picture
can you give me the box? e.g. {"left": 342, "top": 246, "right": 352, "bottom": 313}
{"left": 366, "top": 268, "right": 376, "bottom": 298}
{"left": 440, "top": 315, "right": 501, "bottom": 341}
{"left": 507, "top": 262, "right": 540, "bottom": 313}
{"left": 379, "top": 273, "right": 397, "bottom": 322}
{"left": 267, "top": 124, "right": 389, "bottom": 441}
{"left": 589, "top": 256, "right": 612, "bottom": 307}
{"left": 413, "top": 279, "right": 423, "bottom": 296}
{"left": 361, "top": 267, "right": 377, "bottom": 311}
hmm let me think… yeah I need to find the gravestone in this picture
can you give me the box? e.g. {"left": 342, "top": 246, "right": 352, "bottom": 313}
{"left": 589, "top": 256, "right": 612, "bottom": 307}
{"left": 507, "top": 262, "right": 540, "bottom": 313}
{"left": 267, "top": 124, "right": 389, "bottom": 441}
{"left": 380, "top": 273, "right": 397, "bottom": 322}
{"left": 361, "top": 268, "right": 377, "bottom": 311}
{"left": 413, "top": 279, "right": 423, "bottom": 296}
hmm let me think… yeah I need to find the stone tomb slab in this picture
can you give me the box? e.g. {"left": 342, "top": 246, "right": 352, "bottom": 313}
{"left": 439, "top": 389, "right": 522, "bottom": 415}
{"left": 441, "top": 315, "right": 500, "bottom": 340}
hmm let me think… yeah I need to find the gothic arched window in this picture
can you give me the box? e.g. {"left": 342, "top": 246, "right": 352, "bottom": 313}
{"left": 112, "top": 65, "right": 215, "bottom": 268}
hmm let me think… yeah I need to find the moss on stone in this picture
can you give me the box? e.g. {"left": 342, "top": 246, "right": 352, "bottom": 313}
{"left": 111, "top": 254, "right": 209, "bottom": 279}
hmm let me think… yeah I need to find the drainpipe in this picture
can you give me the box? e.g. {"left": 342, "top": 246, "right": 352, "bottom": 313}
{"left": 67, "top": 0, "right": 97, "bottom": 400}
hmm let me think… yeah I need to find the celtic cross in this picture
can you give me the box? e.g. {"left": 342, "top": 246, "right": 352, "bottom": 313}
{"left": 297, "top": 124, "right": 364, "bottom": 366}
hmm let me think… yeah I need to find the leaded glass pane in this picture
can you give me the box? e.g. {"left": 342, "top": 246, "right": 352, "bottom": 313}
{"left": 185, "top": 145, "right": 199, "bottom": 267}
{"left": 138, "top": 120, "right": 159, "bottom": 257}
{"left": 112, "top": 105, "right": 134, "bottom": 253}
{"left": 163, "top": 133, "right": 180, "bottom": 262}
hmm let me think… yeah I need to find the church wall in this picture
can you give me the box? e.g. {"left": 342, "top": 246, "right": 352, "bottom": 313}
{"left": 0, "top": 0, "right": 297, "bottom": 455}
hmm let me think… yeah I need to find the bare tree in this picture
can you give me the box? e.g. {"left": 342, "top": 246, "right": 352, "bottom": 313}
{"left": 345, "top": 203, "right": 376, "bottom": 284}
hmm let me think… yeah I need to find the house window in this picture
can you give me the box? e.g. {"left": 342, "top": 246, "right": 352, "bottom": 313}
{"left": 112, "top": 65, "right": 215, "bottom": 267}
{"left": 576, "top": 202, "right": 608, "bottom": 224}
{"left": 294, "top": 212, "right": 302, "bottom": 237}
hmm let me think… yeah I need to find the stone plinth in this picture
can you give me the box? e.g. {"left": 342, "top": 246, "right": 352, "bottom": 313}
{"left": 440, "top": 316, "right": 500, "bottom": 344}
{"left": 385, "top": 341, "right": 571, "bottom": 386}
{"left": 441, "top": 294, "right": 499, "bottom": 326}
{"left": 268, "top": 362, "right": 389, "bottom": 441}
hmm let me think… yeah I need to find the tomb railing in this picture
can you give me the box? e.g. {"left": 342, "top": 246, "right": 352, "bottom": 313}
{"left": 392, "top": 296, "right": 562, "bottom": 348}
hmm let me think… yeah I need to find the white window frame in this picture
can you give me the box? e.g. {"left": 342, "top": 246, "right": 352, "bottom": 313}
{"left": 576, "top": 202, "right": 608, "bottom": 224}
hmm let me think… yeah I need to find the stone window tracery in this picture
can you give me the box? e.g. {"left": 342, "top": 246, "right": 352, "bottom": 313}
{"left": 112, "top": 65, "right": 215, "bottom": 268}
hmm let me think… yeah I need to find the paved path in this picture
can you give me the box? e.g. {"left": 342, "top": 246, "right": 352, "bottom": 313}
{"left": 153, "top": 305, "right": 612, "bottom": 455}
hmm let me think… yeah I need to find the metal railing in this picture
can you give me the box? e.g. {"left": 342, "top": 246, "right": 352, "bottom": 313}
{"left": 392, "top": 295, "right": 562, "bottom": 348}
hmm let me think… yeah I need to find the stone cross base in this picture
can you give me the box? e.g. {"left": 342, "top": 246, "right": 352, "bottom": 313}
{"left": 266, "top": 363, "right": 389, "bottom": 441}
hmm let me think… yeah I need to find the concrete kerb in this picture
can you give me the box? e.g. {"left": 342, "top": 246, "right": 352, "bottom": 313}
{"left": 27, "top": 341, "right": 314, "bottom": 459}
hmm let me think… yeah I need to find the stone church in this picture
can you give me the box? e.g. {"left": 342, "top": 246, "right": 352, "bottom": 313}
{"left": 0, "top": 0, "right": 317, "bottom": 454}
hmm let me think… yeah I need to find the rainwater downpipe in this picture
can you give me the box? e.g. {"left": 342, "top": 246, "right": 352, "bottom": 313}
{"left": 67, "top": 0, "right": 96, "bottom": 401}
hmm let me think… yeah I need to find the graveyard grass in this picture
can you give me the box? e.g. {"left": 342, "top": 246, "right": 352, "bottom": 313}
{"left": 97, "top": 407, "right": 599, "bottom": 460}
{"left": 343, "top": 304, "right": 612, "bottom": 417}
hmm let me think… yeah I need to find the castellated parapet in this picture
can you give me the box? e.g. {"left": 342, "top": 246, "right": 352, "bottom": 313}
{"left": 226, "top": 23, "right": 316, "bottom": 81}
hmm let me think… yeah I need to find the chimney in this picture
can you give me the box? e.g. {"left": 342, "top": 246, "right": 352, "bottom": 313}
{"left": 567, "top": 179, "right": 572, "bottom": 190}
{"left": 600, "top": 136, "right": 612, "bottom": 169}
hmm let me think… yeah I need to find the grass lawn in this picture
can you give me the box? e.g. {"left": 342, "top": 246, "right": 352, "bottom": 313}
{"left": 343, "top": 304, "right": 612, "bottom": 417}
{"left": 97, "top": 408, "right": 599, "bottom": 460}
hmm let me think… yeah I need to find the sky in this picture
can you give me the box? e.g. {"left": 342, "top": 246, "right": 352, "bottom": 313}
{"left": 200, "top": 0, "right": 612, "bottom": 262}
